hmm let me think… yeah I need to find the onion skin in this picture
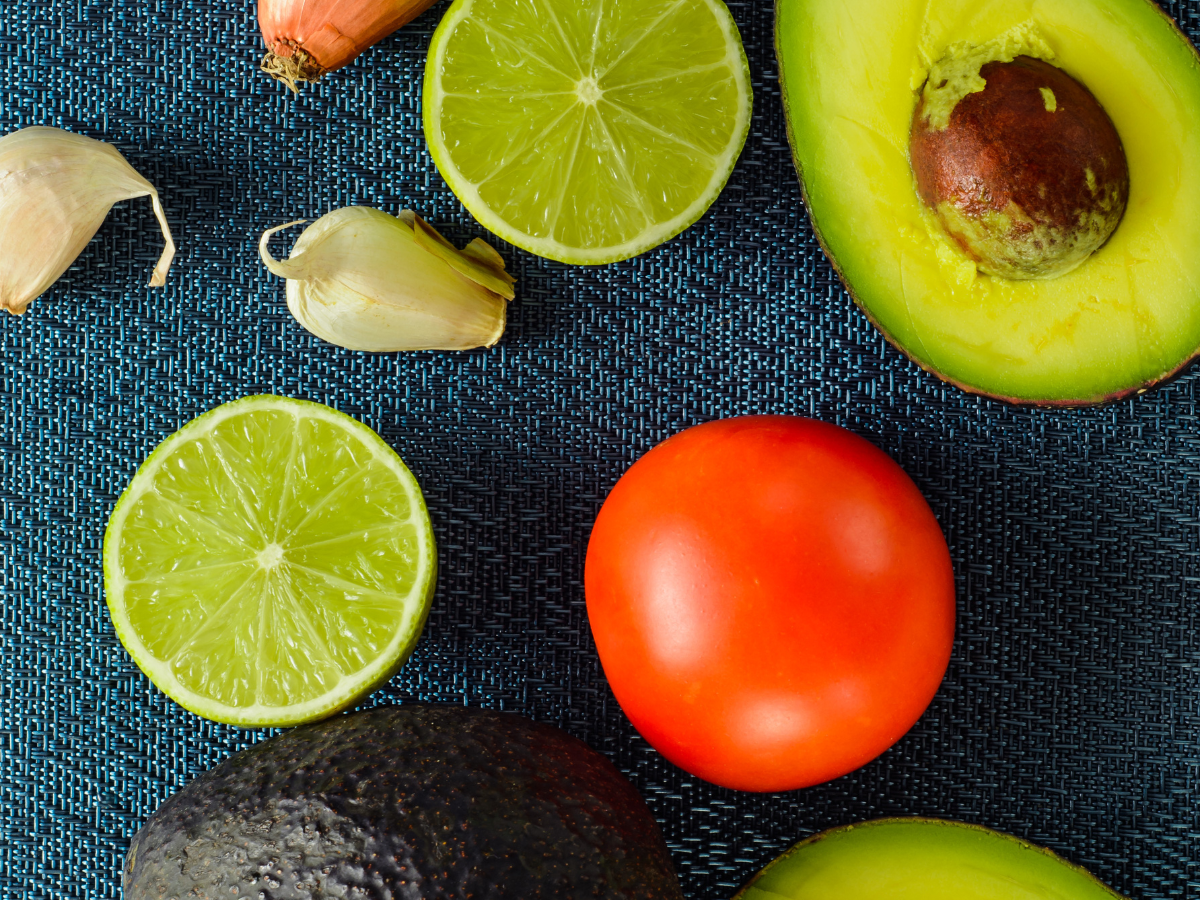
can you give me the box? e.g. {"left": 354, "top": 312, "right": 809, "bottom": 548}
{"left": 259, "top": 0, "right": 439, "bottom": 89}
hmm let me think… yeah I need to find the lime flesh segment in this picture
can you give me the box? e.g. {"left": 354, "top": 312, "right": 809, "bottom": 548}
{"left": 424, "top": 0, "right": 752, "bottom": 264}
{"left": 103, "top": 396, "right": 437, "bottom": 728}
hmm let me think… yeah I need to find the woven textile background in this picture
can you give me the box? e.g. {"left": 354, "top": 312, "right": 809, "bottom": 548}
{"left": 2, "top": 1, "right": 1200, "bottom": 897}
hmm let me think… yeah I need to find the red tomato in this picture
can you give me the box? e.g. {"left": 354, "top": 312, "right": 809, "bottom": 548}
{"left": 585, "top": 416, "right": 955, "bottom": 792}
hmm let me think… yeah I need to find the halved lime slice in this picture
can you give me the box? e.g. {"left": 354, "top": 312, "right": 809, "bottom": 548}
{"left": 103, "top": 396, "right": 437, "bottom": 728}
{"left": 423, "top": 0, "right": 752, "bottom": 265}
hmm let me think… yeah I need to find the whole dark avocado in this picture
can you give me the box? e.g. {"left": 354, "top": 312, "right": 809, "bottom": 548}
{"left": 124, "top": 705, "right": 683, "bottom": 899}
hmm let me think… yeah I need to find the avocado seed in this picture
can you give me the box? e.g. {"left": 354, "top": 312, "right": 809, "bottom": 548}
{"left": 910, "top": 56, "right": 1128, "bottom": 280}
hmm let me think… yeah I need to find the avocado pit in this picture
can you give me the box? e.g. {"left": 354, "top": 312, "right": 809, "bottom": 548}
{"left": 911, "top": 55, "right": 1129, "bottom": 280}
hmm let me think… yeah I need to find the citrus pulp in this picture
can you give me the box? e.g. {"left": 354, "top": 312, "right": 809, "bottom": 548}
{"left": 103, "top": 396, "right": 437, "bottom": 727}
{"left": 423, "top": 0, "right": 752, "bottom": 264}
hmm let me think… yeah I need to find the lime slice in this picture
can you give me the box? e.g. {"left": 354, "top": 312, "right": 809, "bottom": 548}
{"left": 423, "top": 0, "right": 752, "bottom": 265}
{"left": 103, "top": 396, "right": 437, "bottom": 728}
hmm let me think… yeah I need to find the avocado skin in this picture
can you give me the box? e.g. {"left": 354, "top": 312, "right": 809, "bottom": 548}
{"left": 123, "top": 705, "right": 683, "bottom": 900}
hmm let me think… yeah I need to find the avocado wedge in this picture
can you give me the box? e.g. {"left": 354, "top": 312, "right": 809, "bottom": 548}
{"left": 776, "top": 0, "right": 1200, "bottom": 405}
{"left": 123, "top": 705, "right": 683, "bottom": 900}
{"left": 734, "top": 818, "right": 1125, "bottom": 899}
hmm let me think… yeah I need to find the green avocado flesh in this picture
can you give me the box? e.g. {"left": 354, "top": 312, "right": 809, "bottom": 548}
{"left": 123, "top": 705, "right": 683, "bottom": 900}
{"left": 735, "top": 819, "right": 1125, "bottom": 900}
{"left": 776, "top": 0, "right": 1200, "bottom": 405}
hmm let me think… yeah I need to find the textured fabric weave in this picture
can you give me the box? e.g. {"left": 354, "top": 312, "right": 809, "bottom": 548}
{"left": 1, "top": 1, "right": 1200, "bottom": 898}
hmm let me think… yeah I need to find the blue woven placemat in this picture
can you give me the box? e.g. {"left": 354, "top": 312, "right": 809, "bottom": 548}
{"left": 3, "top": 1, "right": 1200, "bottom": 897}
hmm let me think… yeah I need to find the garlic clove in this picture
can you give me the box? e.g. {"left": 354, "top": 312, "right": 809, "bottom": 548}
{"left": 411, "top": 215, "right": 515, "bottom": 300}
{"left": 0, "top": 126, "right": 175, "bottom": 315}
{"left": 259, "top": 206, "right": 513, "bottom": 352}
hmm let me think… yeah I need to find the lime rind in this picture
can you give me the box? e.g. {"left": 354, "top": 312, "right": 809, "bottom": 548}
{"left": 423, "top": 0, "right": 753, "bottom": 265}
{"left": 103, "top": 396, "right": 437, "bottom": 728}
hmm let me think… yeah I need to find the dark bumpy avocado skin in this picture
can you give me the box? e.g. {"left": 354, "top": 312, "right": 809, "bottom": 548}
{"left": 124, "top": 705, "right": 683, "bottom": 900}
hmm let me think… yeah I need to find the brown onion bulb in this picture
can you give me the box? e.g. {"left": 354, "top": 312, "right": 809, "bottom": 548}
{"left": 259, "top": 0, "right": 439, "bottom": 91}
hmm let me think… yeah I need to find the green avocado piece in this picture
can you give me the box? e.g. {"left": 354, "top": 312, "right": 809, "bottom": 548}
{"left": 776, "top": 0, "right": 1200, "bottom": 406}
{"left": 123, "top": 705, "right": 683, "bottom": 900}
{"left": 733, "top": 818, "right": 1125, "bottom": 900}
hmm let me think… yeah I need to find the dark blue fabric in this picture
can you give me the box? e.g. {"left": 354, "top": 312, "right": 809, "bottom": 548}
{"left": 2, "top": 1, "right": 1200, "bottom": 897}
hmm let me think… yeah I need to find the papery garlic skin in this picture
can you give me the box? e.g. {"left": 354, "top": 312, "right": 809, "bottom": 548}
{"left": 0, "top": 127, "right": 175, "bottom": 316}
{"left": 259, "top": 0, "right": 439, "bottom": 89}
{"left": 260, "top": 207, "right": 514, "bottom": 352}
{"left": 0, "top": 127, "right": 175, "bottom": 315}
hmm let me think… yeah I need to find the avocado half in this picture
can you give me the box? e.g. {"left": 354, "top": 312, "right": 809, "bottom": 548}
{"left": 776, "top": 0, "right": 1200, "bottom": 405}
{"left": 123, "top": 705, "right": 683, "bottom": 900}
{"left": 734, "top": 818, "right": 1126, "bottom": 899}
